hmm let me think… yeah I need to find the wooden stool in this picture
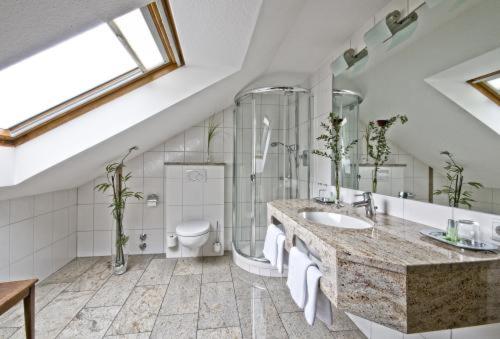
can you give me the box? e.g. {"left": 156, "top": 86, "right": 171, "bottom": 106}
{"left": 0, "top": 279, "right": 38, "bottom": 339}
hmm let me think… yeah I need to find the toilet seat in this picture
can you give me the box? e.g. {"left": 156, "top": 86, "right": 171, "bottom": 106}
{"left": 176, "top": 220, "right": 210, "bottom": 237}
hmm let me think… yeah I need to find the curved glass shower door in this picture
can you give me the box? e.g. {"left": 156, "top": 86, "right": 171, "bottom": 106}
{"left": 332, "top": 89, "right": 362, "bottom": 191}
{"left": 233, "top": 87, "right": 311, "bottom": 260}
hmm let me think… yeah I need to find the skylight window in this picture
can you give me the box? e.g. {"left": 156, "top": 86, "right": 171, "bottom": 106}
{"left": 113, "top": 9, "right": 165, "bottom": 70}
{"left": 0, "top": 25, "right": 137, "bottom": 129}
{"left": 487, "top": 77, "right": 500, "bottom": 92}
{"left": 468, "top": 70, "right": 500, "bottom": 106}
{"left": 0, "top": 0, "right": 183, "bottom": 146}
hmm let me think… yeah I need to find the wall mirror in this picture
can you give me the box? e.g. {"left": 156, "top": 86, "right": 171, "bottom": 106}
{"left": 334, "top": 0, "right": 500, "bottom": 214}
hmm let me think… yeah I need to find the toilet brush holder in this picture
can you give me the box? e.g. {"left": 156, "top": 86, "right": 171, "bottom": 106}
{"left": 213, "top": 221, "right": 222, "bottom": 254}
{"left": 213, "top": 242, "right": 221, "bottom": 253}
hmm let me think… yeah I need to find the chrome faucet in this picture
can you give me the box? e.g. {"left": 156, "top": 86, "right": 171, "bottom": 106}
{"left": 352, "top": 192, "right": 376, "bottom": 219}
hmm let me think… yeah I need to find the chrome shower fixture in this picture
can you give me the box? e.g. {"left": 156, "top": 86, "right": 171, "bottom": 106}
{"left": 271, "top": 141, "right": 297, "bottom": 152}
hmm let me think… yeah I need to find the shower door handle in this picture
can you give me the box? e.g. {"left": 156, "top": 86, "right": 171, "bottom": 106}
{"left": 250, "top": 174, "right": 256, "bottom": 182}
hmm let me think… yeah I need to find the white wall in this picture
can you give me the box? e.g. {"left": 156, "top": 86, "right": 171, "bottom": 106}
{"left": 0, "top": 189, "right": 77, "bottom": 282}
{"left": 76, "top": 107, "right": 234, "bottom": 256}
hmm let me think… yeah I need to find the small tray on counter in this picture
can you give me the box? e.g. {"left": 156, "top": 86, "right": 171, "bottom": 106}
{"left": 420, "top": 228, "right": 498, "bottom": 252}
{"left": 313, "top": 196, "right": 336, "bottom": 204}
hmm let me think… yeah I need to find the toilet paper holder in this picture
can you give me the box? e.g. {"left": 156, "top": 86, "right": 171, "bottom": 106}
{"left": 167, "top": 234, "right": 178, "bottom": 248}
{"left": 146, "top": 194, "right": 159, "bottom": 207}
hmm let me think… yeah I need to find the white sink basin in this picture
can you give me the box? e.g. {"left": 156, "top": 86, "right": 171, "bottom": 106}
{"left": 299, "top": 211, "right": 372, "bottom": 229}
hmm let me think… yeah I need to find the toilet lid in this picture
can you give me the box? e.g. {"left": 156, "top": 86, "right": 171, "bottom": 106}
{"left": 176, "top": 220, "right": 210, "bottom": 237}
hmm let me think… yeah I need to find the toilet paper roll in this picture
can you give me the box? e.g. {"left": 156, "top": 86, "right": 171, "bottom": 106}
{"left": 167, "top": 235, "right": 178, "bottom": 248}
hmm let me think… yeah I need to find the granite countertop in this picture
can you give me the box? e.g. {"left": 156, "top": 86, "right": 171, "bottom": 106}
{"left": 268, "top": 199, "right": 500, "bottom": 332}
{"left": 269, "top": 199, "right": 500, "bottom": 274}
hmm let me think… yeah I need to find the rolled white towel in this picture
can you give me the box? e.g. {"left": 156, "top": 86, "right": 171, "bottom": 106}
{"left": 304, "top": 265, "right": 332, "bottom": 326}
{"left": 263, "top": 224, "right": 284, "bottom": 266}
{"left": 286, "top": 246, "right": 315, "bottom": 308}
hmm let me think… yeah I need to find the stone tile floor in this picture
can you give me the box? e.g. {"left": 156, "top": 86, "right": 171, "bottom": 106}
{"left": 0, "top": 253, "right": 365, "bottom": 338}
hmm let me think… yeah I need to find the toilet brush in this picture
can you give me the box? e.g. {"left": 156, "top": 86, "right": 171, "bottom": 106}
{"left": 213, "top": 221, "right": 221, "bottom": 253}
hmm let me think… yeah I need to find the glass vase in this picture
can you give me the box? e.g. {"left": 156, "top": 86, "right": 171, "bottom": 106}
{"left": 112, "top": 220, "right": 128, "bottom": 275}
{"left": 207, "top": 143, "right": 213, "bottom": 163}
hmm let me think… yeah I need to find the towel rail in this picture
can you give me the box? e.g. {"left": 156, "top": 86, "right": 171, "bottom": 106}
{"left": 292, "top": 235, "right": 322, "bottom": 267}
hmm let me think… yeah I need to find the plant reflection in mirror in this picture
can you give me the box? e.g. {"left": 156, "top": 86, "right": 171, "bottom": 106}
{"left": 313, "top": 112, "right": 357, "bottom": 205}
{"left": 434, "top": 151, "right": 483, "bottom": 209}
{"left": 207, "top": 116, "right": 220, "bottom": 162}
{"left": 367, "top": 114, "right": 408, "bottom": 193}
{"left": 95, "top": 147, "right": 143, "bottom": 274}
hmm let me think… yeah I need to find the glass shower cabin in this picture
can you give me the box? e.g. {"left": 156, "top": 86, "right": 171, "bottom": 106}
{"left": 332, "top": 89, "right": 362, "bottom": 191}
{"left": 233, "top": 87, "right": 311, "bottom": 260}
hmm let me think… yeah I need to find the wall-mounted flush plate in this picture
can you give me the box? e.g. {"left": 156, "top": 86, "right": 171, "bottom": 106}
{"left": 491, "top": 220, "right": 500, "bottom": 241}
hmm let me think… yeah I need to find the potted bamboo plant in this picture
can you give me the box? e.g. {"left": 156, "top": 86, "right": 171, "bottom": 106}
{"left": 434, "top": 151, "right": 483, "bottom": 209}
{"left": 95, "top": 147, "right": 143, "bottom": 275}
{"left": 366, "top": 114, "right": 407, "bottom": 193}
{"left": 313, "top": 112, "right": 357, "bottom": 206}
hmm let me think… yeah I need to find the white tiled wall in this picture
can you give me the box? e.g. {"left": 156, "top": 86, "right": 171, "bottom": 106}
{"left": 0, "top": 189, "right": 77, "bottom": 282}
{"left": 165, "top": 164, "right": 224, "bottom": 258}
{"left": 76, "top": 108, "right": 234, "bottom": 256}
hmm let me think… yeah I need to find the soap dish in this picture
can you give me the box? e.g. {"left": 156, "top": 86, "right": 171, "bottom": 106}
{"left": 420, "top": 228, "right": 498, "bottom": 252}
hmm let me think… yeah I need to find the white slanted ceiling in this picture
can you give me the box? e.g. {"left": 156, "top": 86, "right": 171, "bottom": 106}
{"left": 0, "top": 0, "right": 390, "bottom": 199}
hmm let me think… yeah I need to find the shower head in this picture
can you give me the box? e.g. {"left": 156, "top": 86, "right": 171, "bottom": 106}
{"left": 271, "top": 142, "right": 297, "bottom": 152}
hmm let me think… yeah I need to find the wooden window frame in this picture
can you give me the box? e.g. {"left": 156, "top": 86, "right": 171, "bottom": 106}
{"left": 0, "top": 0, "right": 184, "bottom": 147}
{"left": 467, "top": 70, "right": 500, "bottom": 106}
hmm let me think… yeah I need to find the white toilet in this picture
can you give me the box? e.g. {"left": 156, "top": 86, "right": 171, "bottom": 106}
{"left": 176, "top": 220, "right": 210, "bottom": 249}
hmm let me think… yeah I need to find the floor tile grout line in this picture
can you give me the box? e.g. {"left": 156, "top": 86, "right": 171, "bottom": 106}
{"left": 101, "top": 255, "right": 154, "bottom": 337}
{"left": 149, "top": 259, "right": 176, "bottom": 338}
{"left": 263, "top": 276, "right": 291, "bottom": 338}
{"left": 53, "top": 254, "right": 151, "bottom": 338}
{"left": 28, "top": 257, "right": 99, "bottom": 319}
{"left": 53, "top": 256, "right": 117, "bottom": 338}
{"left": 229, "top": 267, "right": 244, "bottom": 339}
{"left": 0, "top": 283, "right": 64, "bottom": 331}
{"left": 6, "top": 257, "right": 102, "bottom": 338}
{"left": 195, "top": 261, "right": 203, "bottom": 337}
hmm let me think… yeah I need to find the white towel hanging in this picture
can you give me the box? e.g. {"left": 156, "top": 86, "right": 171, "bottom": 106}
{"left": 286, "top": 246, "right": 315, "bottom": 308}
{"left": 263, "top": 224, "right": 284, "bottom": 266}
{"left": 304, "top": 265, "right": 333, "bottom": 326}
{"left": 276, "top": 233, "right": 286, "bottom": 273}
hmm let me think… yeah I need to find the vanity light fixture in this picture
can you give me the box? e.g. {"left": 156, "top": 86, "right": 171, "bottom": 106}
{"left": 363, "top": 10, "right": 418, "bottom": 49}
{"left": 330, "top": 48, "right": 368, "bottom": 77}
